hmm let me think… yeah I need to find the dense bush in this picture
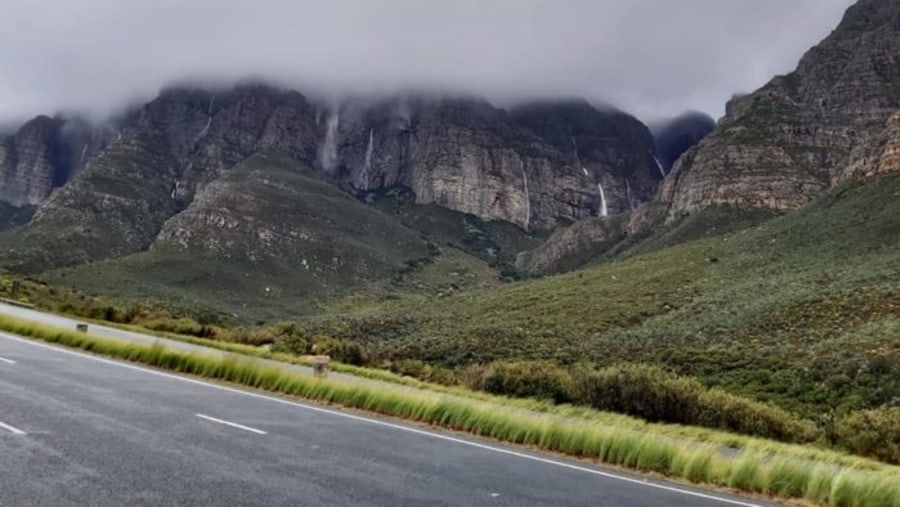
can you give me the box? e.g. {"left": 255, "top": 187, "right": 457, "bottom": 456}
{"left": 467, "top": 361, "right": 575, "bottom": 403}
{"left": 836, "top": 406, "right": 900, "bottom": 464}
{"left": 269, "top": 324, "right": 367, "bottom": 366}
{"left": 309, "top": 337, "right": 368, "bottom": 366}
{"left": 573, "top": 364, "right": 818, "bottom": 443}
{"left": 134, "top": 316, "right": 218, "bottom": 339}
{"left": 384, "top": 359, "right": 459, "bottom": 386}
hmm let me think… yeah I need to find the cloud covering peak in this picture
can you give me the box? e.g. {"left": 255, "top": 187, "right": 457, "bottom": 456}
{"left": 0, "top": 0, "right": 854, "bottom": 123}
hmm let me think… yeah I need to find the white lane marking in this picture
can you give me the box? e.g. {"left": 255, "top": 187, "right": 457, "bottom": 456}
{"left": 0, "top": 333, "right": 762, "bottom": 507}
{"left": 0, "top": 356, "right": 16, "bottom": 364}
{"left": 196, "top": 414, "right": 267, "bottom": 435}
{"left": 0, "top": 421, "right": 26, "bottom": 435}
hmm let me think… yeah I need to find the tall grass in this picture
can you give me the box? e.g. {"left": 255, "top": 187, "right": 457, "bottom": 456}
{"left": 2, "top": 315, "right": 899, "bottom": 507}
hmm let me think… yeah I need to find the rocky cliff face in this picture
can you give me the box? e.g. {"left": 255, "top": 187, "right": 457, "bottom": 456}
{"left": 0, "top": 132, "right": 182, "bottom": 272}
{"left": 0, "top": 84, "right": 665, "bottom": 272}
{"left": 509, "top": 100, "right": 662, "bottom": 219}
{"left": 654, "top": 0, "right": 900, "bottom": 222}
{"left": 0, "top": 116, "right": 113, "bottom": 207}
{"left": 840, "top": 109, "right": 900, "bottom": 182}
{"left": 0, "top": 116, "right": 71, "bottom": 206}
{"left": 515, "top": 215, "right": 627, "bottom": 276}
{"left": 315, "top": 96, "right": 660, "bottom": 231}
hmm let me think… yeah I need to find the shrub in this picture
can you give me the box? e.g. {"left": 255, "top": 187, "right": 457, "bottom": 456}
{"left": 310, "top": 336, "right": 368, "bottom": 366}
{"left": 836, "top": 406, "right": 900, "bottom": 464}
{"left": 386, "top": 359, "right": 459, "bottom": 386}
{"left": 468, "top": 361, "right": 575, "bottom": 404}
{"left": 572, "top": 364, "right": 817, "bottom": 442}
{"left": 134, "top": 316, "right": 217, "bottom": 338}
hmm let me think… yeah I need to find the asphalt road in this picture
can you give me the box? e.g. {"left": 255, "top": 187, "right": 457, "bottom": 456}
{"left": 0, "top": 332, "right": 780, "bottom": 507}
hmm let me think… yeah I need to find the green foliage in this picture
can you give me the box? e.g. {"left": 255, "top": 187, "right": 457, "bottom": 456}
{"left": 573, "top": 364, "right": 817, "bottom": 443}
{"left": 836, "top": 407, "right": 900, "bottom": 464}
{"left": 4, "top": 315, "right": 900, "bottom": 507}
{"left": 298, "top": 173, "right": 900, "bottom": 427}
{"left": 383, "top": 359, "right": 459, "bottom": 386}
{"left": 468, "top": 361, "right": 575, "bottom": 404}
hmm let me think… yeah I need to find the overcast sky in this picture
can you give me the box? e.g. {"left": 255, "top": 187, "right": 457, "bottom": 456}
{"left": 0, "top": 0, "right": 854, "bottom": 124}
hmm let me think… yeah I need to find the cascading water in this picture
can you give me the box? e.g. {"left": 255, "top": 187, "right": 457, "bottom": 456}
{"left": 521, "top": 163, "right": 531, "bottom": 231}
{"left": 196, "top": 117, "right": 212, "bottom": 139}
{"left": 80, "top": 144, "right": 88, "bottom": 165}
{"left": 653, "top": 155, "right": 666, "bottom": 178}
{"left": 320, "top": 111, "right": 340, "bottom": 173}
{"left": 625, "top": 178, "right": 634, "bottom": 210}
{"left": 360, "top": 129, "right": 374, "bottom": 191}
{"left": 597, "top": 181, "right": 608, "bottom": 217}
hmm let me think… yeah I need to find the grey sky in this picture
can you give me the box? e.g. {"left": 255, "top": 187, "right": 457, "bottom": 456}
{"left": 0, "top": 0, "right": 854, "bottom": 124}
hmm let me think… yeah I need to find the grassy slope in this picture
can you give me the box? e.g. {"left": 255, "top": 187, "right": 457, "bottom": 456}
{"left": 37, "top": 153, "right": 538, "bottom": 322}
{"left": 302, "top": 173, "right": 900, "bottom": 419}
{"left": 44, "top": 153, "right": 435, "bottom": 322}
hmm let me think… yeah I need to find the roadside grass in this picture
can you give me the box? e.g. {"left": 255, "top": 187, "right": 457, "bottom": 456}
{"left": 1, "top": 312, "right": 893, "bottom": 472}
{"left": 2, "top": 315, "right": 899, "bottom": 507}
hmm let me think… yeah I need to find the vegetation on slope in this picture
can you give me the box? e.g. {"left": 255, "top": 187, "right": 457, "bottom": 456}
{"left": 4, "top": 165, "right": 899, "bottom": 466}
{"left": 286, "top": 173, "right": 900, "bottom": 460}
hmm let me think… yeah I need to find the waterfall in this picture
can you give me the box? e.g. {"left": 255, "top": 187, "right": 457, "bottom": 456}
{"left": 653, "top": 155, "right": 666, "bottom": 178}
{"left": 196, "top": 117, "right": 212, "bottom": 141}
{"left": 521, "top": 163, "right": 531, "bottom": 231}
{"left": 321, "top": 111, "right": 340, "bottom": 173}
{"left": 597, "top": 181, "right": 608, "bottom": 217}
{"left": 582, "top": 167, "right": 589, "bottom": 177}
{"left": 360, "top": 129, "right": 374, "bottom": 191}
{"left": 207, "top": 96, "right": 215, "bottom": 115}
{"left": 625, "top": 178, "right": 634, "bottom": 210}
{"left": 79, "top": 144, "right": 88, "bottom": 164}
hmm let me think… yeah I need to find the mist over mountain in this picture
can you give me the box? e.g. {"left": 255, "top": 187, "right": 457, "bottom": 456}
{"left": 0, "top": 0, "right": 854, "bottom": 124}
{"left": 651, "top": 112, "right": 717, "bottom": 172}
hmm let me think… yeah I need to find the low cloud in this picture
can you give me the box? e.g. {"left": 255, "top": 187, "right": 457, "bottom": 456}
{"left": 0, "top": 0, "right": 854, "bottom": 123}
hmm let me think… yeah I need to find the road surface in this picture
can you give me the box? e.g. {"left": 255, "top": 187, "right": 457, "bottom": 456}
{"left": 0, "top": 331, "right": 779, "bottom": 506}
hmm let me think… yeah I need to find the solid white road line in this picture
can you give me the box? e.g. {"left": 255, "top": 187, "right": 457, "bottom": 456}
{"left": 0, "top": 356, "right": 16, "bottom": 364}
{"left": 0, "top": 421, "right": 26, "bottom": 435}
{"left": 196, "top": 413, "right": 267, "bottom": 435}
{"left": 0, "top": 332, "right": 763, "bottom": 507}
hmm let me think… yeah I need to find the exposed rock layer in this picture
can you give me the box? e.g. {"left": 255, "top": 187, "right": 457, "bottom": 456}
{"left": 657, "top": 0, "right": 900, "bottom": 222}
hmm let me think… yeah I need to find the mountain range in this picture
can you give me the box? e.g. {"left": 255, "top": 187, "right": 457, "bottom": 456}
{"left": 1, "top": 0, "right": 899, "bottom": 322}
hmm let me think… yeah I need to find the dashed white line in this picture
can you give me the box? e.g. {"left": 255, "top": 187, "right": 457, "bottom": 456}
{"left": 0, "top": 332, "right": 763, "bottom": 507}
{"left": 0, "top": 421, "right": 26, "bottom": 435}
{"left": 196, "top": 414, "right": 267, "bottom": 435}
{"left": 0, "top": 356, "right": 16, "bottom": 364}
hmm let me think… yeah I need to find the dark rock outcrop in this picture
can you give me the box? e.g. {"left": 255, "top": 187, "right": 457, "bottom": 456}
{"left": 515, "top": 214, "right": 627, "bottom": 276}
{"left": 317, "top": 95, "right": 661, "bottom": 230}
{"left": 0, "top": 116, "right": 114, "bottom": 206}
{"left": 1, "top": 84, "right": 666, "bottom": 272}
{"left": 840, "top": 108, "right": 900, "bottom": 182}
{"left": 654, "top": 0, "right": 900, "bottom": 223}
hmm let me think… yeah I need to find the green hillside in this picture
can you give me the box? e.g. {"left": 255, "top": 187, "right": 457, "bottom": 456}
{"left": 44, "top": 154, "right": 437, "bottom": 321}
{"left": 300, "top": 172, "right": 900, "bottom": 419}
